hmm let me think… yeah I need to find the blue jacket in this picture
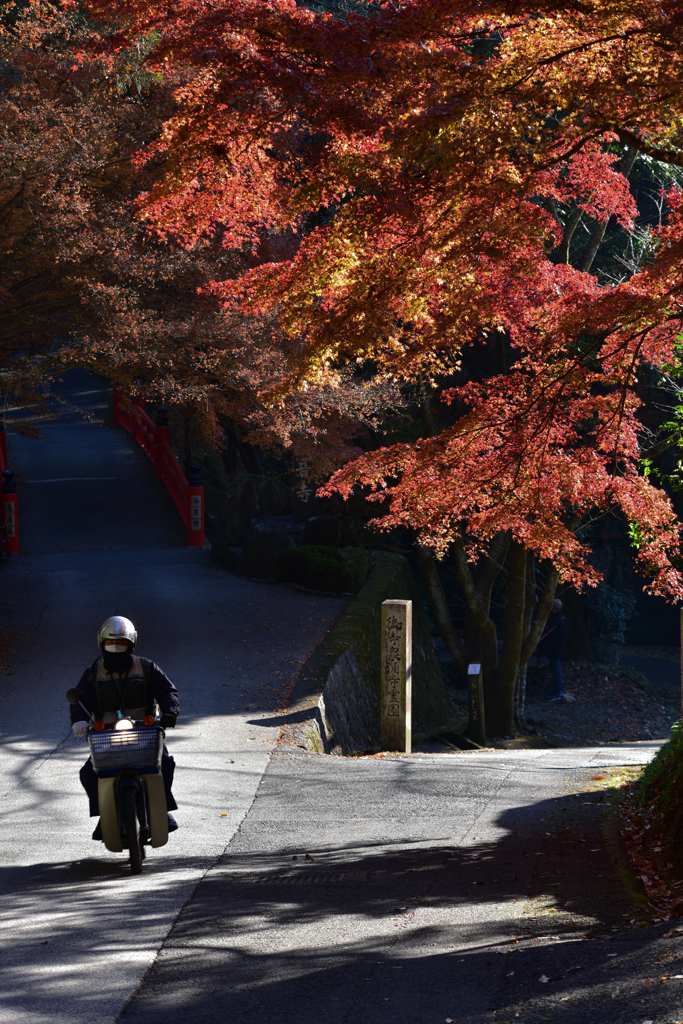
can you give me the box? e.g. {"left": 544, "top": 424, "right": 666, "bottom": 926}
{"left": 538, "top": 611, "right": 569, "bottom": 659}
{"left": 69, "top": 658, "right": 180, "bottom": 724}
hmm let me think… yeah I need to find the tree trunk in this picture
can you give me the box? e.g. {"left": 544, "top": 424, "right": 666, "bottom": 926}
{"left": 417, "top": 529, "right": 559, "bottom": 738}
{"left": 519, "top": 564, "right": 560, "bottom": 666}
{"left": 488, "top": 542, "right": 528, "bottom": 736}
{"left": 515, "top": 551, "right": 536, "bottom": 730}
{"left": 514, "top": 662, "right": 528, "bottom": 731}
{"left": 418, "top": 374, "right": 438, "bottom": 437}
{"left": 414, "top": 545, "right": 466, "bottom": 671}
{"left": 221, "top": 418, "right": 263, "bottom": 476}
{"left": 578, "top": 146, "right": 637, "bottom": 274}
{"left": 578, "top": 215, "right": 610, "bottom": 274}
{"left": 451, "top": 537, "right": 499, "bottom": 691}
{"left": 557, "top": 207, "right": 582, "bottom": 263}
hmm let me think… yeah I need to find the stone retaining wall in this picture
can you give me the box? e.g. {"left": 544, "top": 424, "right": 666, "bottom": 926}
{"left": 286, "top": 553, "right": 452, "bottom": 754}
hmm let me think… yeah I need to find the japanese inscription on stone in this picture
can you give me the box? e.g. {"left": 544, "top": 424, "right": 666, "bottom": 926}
{"left": 294, "top": 458, "right": 313, "bottom": 504}
{"left": 381, "top": 600, "right": 412, "bottom": 753}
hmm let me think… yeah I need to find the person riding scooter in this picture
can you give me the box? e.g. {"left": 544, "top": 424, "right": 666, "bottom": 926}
{"left": 70, "top": 615, "right": 180, "bottom": 839}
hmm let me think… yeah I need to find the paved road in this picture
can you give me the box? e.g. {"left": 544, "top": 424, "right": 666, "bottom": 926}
{"left": 0, "top": 372, "right": 345, "bottom": 1023}
{"left": 118, "top": 743, "right": 674, "bottom": 1024}
{"left": 1, "top": 371, "right": 677, "bottom": 1024}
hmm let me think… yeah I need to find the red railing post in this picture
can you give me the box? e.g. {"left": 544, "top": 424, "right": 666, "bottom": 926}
{"left": 114, "top": 388, "right": 204, "bottom": 548}
{"left": 186, "top": 464, "right": 205, "bottom": 548}
{"left": 1, "top": 470, "right": 18, "bottom": 554}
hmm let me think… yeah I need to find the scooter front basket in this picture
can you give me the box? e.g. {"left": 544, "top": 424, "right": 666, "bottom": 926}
{"left": 88, "top": 726, "right": 164, "bottom": 778}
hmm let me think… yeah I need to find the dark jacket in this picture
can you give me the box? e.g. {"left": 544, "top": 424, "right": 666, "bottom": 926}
{"left": 538, "top": 611, "right": 569, "bottom": 659}
{"left": 69, "top": 658, "right": 179, "bottom": 724}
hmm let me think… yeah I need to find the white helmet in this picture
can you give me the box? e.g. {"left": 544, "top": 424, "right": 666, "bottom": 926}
{"left": 98, "top": 616, "right": 137, "bottom": 650}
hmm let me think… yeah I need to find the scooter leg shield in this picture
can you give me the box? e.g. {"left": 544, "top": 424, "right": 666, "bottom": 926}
{"left": 144, "top": 772, "right": 169, "bottom": 847}
{"left": 98, "top": 777, "right": 123, "bottom": 852}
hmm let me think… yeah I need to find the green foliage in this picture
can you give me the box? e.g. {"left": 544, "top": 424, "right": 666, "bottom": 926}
{"left": 632, "top": 723, "right": 683, "bottom": 865}
{"left": 109, "top": 35, "right": 162, "bottom": 96}
{"left": 274, "top": 544, "right": 353, "bottom": 593}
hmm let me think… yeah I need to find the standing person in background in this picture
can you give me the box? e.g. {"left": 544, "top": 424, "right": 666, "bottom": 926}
{"left": 539, "top": 598, "right": 569, "bottom": 702}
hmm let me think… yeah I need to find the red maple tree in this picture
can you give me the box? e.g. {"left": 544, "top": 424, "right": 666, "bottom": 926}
{"left": 54, "top": 0, "right": 683, "bottom": 729}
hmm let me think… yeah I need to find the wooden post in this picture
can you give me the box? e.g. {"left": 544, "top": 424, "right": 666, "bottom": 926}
{"left": 467, "top": 662, "right": 486, "bottom": 746}
{"left": 186, "top": 464, "right": 205, "bottom": 548}
{"left": 1, "top": 470, "right": 18, "bottom": 555}
{"left": 381, "top": 600, "right": 412, "bottom": 753}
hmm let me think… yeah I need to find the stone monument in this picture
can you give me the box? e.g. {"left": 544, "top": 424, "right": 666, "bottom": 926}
{"left": 381, "top": 599, "right": 412, "bottom": 752}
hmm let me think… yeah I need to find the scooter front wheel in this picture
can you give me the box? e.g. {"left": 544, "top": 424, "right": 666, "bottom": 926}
{"left": 123, "top": 786, "right": 144, "bottom": 875}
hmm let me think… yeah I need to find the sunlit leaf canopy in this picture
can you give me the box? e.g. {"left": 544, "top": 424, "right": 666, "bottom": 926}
{"left": 50, "top": 1, "right": 683, "bottom": 591}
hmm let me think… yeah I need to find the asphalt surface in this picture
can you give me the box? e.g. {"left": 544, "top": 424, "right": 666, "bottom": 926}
{"left": 119, "top": 744, "right": 678, "bottom": 1024}
{"left": 1, "top": 371, "right": 680, "bottom": 1024}
{"left": 0, "top": 372, "right": 344, "bottom": 1023}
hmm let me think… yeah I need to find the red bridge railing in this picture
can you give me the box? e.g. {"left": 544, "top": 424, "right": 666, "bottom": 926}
{"left": 113, "top": 389, "right": 205, "bottom": 547}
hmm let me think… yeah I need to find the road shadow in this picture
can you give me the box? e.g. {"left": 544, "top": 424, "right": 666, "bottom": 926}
{"left": 109, "top": 784, "right": 680, "bottom": 1024}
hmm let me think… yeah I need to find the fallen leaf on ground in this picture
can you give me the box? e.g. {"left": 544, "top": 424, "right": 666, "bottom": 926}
{"left": 564, "top": 900, "right": 579, "bottom": 907}
{"left": 538, "top": 974, "right": 549, "bottom": 983}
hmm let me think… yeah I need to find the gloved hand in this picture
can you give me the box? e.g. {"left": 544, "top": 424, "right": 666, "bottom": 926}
{"left": 160, "top": 714, "right": 176, "bottom": 729}
{"left": 72, "top": 721, "right": 89, "bottom": 737}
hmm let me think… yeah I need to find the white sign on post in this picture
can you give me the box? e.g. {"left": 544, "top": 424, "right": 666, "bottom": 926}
{"left": 190, "top": 493, "right": 202, "bottom": 531}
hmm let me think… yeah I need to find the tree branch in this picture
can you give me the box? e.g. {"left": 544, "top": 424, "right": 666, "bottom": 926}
{"left": 520, "top": 564, "right": 560, "bottom": 665}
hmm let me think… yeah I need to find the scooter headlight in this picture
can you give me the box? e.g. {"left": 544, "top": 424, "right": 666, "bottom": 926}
{"left": 114, "top": 718, "right": 134, "bottom": 731}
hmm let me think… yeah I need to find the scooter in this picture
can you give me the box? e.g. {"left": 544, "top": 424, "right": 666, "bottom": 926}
{"left": 67, "top": 689, "right": 169, "bottom": 874}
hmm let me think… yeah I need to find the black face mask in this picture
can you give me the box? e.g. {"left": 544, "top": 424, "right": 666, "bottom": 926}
{"left": 102, "top": 649, "right": 133, "bottom": 674}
